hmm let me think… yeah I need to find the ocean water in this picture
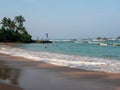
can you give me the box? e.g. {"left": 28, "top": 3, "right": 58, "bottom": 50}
{"left": 0, "top": 40, "right": 120, "bottom": 73}
{"left": 13, "top": 40, "right": 120, "bottom": 60}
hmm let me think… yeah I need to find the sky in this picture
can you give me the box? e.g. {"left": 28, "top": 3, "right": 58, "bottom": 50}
{"left": 0, "top": 0, "right": 120, "bottom": 39}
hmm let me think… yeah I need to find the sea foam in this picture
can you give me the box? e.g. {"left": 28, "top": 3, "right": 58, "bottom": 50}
{"left": 0, "top": 45, "right": 120, "bottom": 73}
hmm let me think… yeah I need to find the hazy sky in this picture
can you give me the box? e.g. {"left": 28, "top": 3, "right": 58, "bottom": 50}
{"left": 0, "top": 0, "right": 120, "bottom": 39}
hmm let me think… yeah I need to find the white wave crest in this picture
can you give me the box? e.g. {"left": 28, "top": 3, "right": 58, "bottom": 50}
{"left": 0, "top": 45, "right": 120, "bottom": 73}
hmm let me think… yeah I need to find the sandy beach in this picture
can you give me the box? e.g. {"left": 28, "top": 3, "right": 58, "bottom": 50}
{"left": 0, "top": 0, "right": 120, "bottom": 89}
{"left": 0, "top": 53, "right": 120, "bottom": 90}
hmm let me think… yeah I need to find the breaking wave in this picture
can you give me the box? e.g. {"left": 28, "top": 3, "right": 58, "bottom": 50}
{"left": 0, "top": 45, "right": 120, "bottom": 73}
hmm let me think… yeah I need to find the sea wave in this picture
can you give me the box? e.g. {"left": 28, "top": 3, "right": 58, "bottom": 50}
{"left": 0, "top": 45, "right": 120, "bottom": 73}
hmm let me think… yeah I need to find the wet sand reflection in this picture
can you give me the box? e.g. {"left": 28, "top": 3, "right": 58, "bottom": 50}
{"left": 0, "top": 61, "right": 21, "bottom": 85}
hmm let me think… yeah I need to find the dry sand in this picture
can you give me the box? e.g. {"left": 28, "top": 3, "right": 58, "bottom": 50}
{"left": 0, "top": 53, "right": 120, "bottom": 90}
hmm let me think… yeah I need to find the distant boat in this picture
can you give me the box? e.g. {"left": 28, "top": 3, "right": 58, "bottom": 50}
{"left": 112, "top": 43, "right": 120, "bottom": 46}
{"left": 88, "top": 41, "right": 101, "bottom": 44}
{"left": 99, "top": 43, "right": 108, "bottom": 46}
{"left": 74, "top": 40, "right": 87, "bottom": 44}
{"left": 99, "top": 43, "right": 120, "bottom": 47}
{"left": 88, "top": 39, "right": 105, "bottom": 44}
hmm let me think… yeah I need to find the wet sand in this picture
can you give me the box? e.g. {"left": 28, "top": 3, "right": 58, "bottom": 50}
{"left": 0, "top": 53, "right": 120, "bottom": 90}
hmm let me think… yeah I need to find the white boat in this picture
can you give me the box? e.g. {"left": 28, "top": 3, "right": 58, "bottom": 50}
{"left": 112, "top": 43, "right": 120, "bottom": 46}
{"left": 88, "top": 39, "right": 105, "bottom": 44}
{"left": 99, "top": 43, "right": 108, "bottom": 46}
{"left": 74, "top": 41, "right": 85, "bottom": 43}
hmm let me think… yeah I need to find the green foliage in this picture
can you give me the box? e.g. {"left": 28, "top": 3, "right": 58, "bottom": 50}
{"left": 20, "top": 33, "right": 32, "bottom": 43}
{"left": 0, "top": 15, "right": 32, "bottom": 43}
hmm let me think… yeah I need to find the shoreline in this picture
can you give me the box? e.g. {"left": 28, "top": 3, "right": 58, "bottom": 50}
{"left": 0, "top": 53, "right": 120, "bottom": 90}
{"left": 1, "top": 43, "right": 120, "bottom": 73}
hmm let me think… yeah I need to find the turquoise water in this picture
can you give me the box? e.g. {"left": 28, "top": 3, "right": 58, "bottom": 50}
{"left": 1, "top": 40, "right": 120, "bottom": 72}
{"left": 13, "top": 40, "right": 120, "bottom": 60}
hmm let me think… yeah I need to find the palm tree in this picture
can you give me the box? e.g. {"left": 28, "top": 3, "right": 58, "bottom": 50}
{"left": 9, "top": 20, "right": 16, "bottom": 31}
{"left": 1, "top": 17, "right": 15, "bottom": 30}
{"left": 14, "top": 15, "right": 26, "bottom": 34}
{"left": 14, "top": 15, "right": 25, "bottom": 27}
{"left": 1, "top": 17, "right": 8, "bottom": 29}
{"left": 0, "top": 15, "right": 32, "bottom": 42}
